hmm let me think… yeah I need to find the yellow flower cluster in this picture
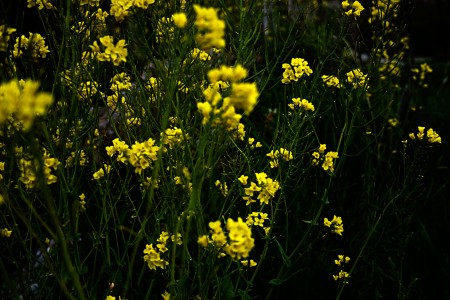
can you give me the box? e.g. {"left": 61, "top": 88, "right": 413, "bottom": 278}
{"left": 324, "top": 215, "right": 344, "bottom": 236}
{"left": 197, "top": 64, "right": 259, "bottom": 140}
{"left": 369, "top": 0, "right": 401, "bottom": 24}
{"left": 239, "top": 172, "right": 280, "bottom": 206}
{"left": 198, "top": 218, "right": 255, "bottom": 260}
{"left": 13, "top": 32, "right": 50, "bottom": 61}
{"left": 143, "top": 244, "right": 168, "bottom": 270}
{"left": 333, "top": 255, "right": 350, "bottom": 283}
{"left": 0, "top": 79, "right": 53, "bottom": 131}
{"left": 110, "top": 73, "right": 132, "bottom": 92}
{"left": 106, "top": 138, "right": 160, "bottom": 174}
{"left": 1, "top": 228, "right": 12, "bottom": 237}
{"left": 18, "top": 151, "right": 60, "bottom": 189}
{"left": 193, "top": 5, "right": 226, "bottom": 50}
{"left": 110, "top": 0, "right": 155, "bottom": 22}
{"left": 334, "top": 254, "right": 350, "bottom": 267}
{"left": 247, "top": 137, "right": 262, "bottom": 149}
{"left": 0, "top": 162, "right": 4, "bottom": 181}
{"left": 288, "top": 98, "right": 315, "bottom": 112}
{"left": 173, "top": 166, "right": 192, "bottom": 192}
{"left": 0, "top": 25, "right": 16, "bottom": 52}
{"left": 172, "top": 12, "right": 188, "bottom": 28}
{"left": 155, "top": 17, "right": 175, "bottom": 43}
{"left": 333, "top": 270, "right": 350, "bottom": 282}
{"left": 408, "top": 126, "right": 441, "bottom": 144}
{"left": 27, "top": 0, "right": 54, "bottom": 10}
{"left": 312, "top": 144, "right": 339, "bottom": 173}
{"left": 341, "top": 0, "right": 364, "bottom": 18}
{"left": 281, "top": 58, "right": 313, "bottom": 84}
{"left": 90, "top": 36, "right": 127, "bottom": 66}
{"left": 106, "top": 73, "right": 141, "bottom": 124}
{"left": 215, "top": 180, "right": 229, "bottom": 197}
{"left": 266, "top": 147, "right": 293, "bottom": 168}
{"left": 143, "top": 231, "right": 183, "bottom": 270}
{"left": 246, "top": 212, "right": 270, "bottom": 235}
{"left": 79, "top": 0, "right": 101, "bottom": 6}
{"left": 188, "top": 48, "right": 211, "bottom": 61}
{"left": 411, "top": 63, "right": 433, "bottom": 88}
{"left": 321, "top": 75, "right": 341, "bottom": 88}
{"left": 65, "top": 150, "right": 88, "bottom": 167}
{"left": 225, "top": 218, "right": 255, "bottom": 260}
{"left": 71, "top": 8, "right": 109, "bottom": 40}
{"left": 161, "top": 127, "right": 187, "bottom": 149}
{"left": 79, "top": 193, "right": 86, "bottom": 211}
{"left": 92, "top": 164, "right": 111, "bottom": 180}
{"left": 241, "top": 259, "right": 257, "bottom": 267}
{"left": 77, "top": 81, "right": 99, "bottom": 101}
{"left": 346, "top": 68, "right": 368, "bottom": 89}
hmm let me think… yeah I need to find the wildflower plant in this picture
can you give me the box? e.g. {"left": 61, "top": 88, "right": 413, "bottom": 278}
{"left": 0, "top": 1, "right": 446, "bottom": 299}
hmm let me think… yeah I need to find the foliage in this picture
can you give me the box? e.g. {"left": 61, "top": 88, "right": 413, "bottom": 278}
{"left": 0, "top": 0, "right": 447, "bottom": 299}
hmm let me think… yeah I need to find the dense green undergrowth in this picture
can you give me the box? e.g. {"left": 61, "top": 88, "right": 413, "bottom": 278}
{"left": 1, "top": 0, "right": 448, "bottom": 299}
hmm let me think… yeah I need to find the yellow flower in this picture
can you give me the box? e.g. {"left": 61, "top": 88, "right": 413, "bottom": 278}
{"left": 90, "top": 35, "right": 127, "bottom": 66}
{"left": 346, "top": 69, "right": 368, "bottom": 89}
{"left": 193, "top": 5, "right": 226, "bottom": 50}
{"left": 224, "top": 217, "right": 255, "bottom": 259}
{"left": 281, "top": 58, "right": 313, "bottom": 84}
{"left": 93, "top": 168, "right": 105, "bottom": 180}
{"left": 1, "top": 228, "right": 12, "bottom": 237}
{"left": 197, "top": 235, "right": 209, "bottom": 247}
{"left": 161, "top": 291, "right": 170, "bottom": 300}
{"left": 333, "top": 270, "right": 350, "bottom": 282}
{"left": 334, "top": 255, "right": 351, "bottom": 266}
{"left": 143, "top": 243, "right": 168, "bottom": 270}
{"left": 321, "top": 75, "right": 341, "bottom": 88}
{"left": 172, "top": 12, "right": 188, "bottom": 28}
{"left": 342, "top": 0, "right": 364, "bottom": 18}
{"left": 241, "top": 259, "right": 257, "bottom": 267}
{"left": 27, "top": 0, "right": 54, "bottom": 10}
{"left": 13, "top": 32, "right": 50, "bottom": 61}
{"left": 324, "top": 215, "right": 344, "bottom": 236}
{"left": 0, "top": 25, "right": 16, "bottom": 52}
{"left": 0, "top": 79, "right": 53, "bottom": 131}
{"left": 408, "top": 126, "right": 441, "bottom": 144}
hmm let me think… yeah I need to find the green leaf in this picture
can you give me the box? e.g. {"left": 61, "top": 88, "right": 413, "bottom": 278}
{"left": 274, "top": 238, "right": 291, "bottom": 267}
{"left": 268, "top": 278, "right": 287, "bottom": 286}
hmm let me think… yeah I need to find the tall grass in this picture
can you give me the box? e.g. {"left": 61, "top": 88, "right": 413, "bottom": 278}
{"left": 0, "top": 0, "right": 447, "bottom": 299}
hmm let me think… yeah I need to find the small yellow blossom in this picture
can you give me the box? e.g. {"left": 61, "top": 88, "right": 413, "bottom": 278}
{"left": 241, "top": 259, "right": 257, "bottom": 267}
{"left": 388, "top": 118, "right": 399, "bottom": 127}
